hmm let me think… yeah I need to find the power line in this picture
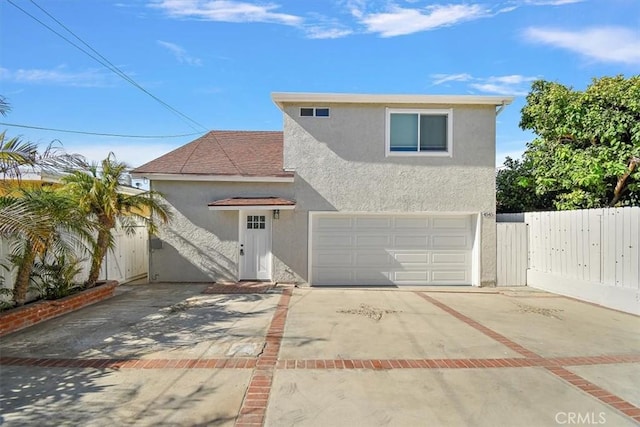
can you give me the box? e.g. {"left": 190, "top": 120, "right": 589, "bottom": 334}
{"left": 1, "top": 121, "right": 205, "bottom": 139}
{"left": 5, "top": 0, "right": 209, "bottom": 133}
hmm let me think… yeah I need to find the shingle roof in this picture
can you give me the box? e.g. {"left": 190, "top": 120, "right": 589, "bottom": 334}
{"left": 132, "top": 130, "right": 291, "bottom": 177}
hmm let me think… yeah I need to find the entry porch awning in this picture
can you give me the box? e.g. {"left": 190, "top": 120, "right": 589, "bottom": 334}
{"left": 207, "top": 196, "right": 296, "bottom": 211}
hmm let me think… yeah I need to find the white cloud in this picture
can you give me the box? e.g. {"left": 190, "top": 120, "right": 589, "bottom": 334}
{"left": 431, "top": 73, "right": 538, "bottom": 96}
{"left": 150, "top": 0, "right": 303, "bottom": 26}
{"left": 0, "top": 66, "right": 115, "bottom": 87}
{"left": 157, "top": 40, "right": 203, "bottom": 66}
{"left": 522, "top": 0, "right": 583, "bottom": 5}
{"left": 524, "top": 26, "right": 640, "bottom": 65}
{"left": 430, "top": 73, "right": 473, "bottom": 85}
{"left": 359, "top": 4, "right": 492, "bottom": 37}
{"left": 305, "top": 26, "right": 353, "bottom": 39}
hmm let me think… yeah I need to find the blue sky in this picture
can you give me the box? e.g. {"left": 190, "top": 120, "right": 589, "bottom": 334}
{"left": 1, "top": 0, "right": 639, "bottom": 168}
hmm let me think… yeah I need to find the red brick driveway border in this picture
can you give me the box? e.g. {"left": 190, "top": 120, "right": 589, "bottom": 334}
{"left": 0, "top": 280, "right": 118, "bottom": 337}
{"left": 1, "top": 287, "right": 639, "bottom": 425}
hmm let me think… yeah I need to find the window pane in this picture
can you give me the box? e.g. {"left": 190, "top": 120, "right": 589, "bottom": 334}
{"left": 390, "top": 113, "right": 418, "bottom": 151}
{"left": 315, "top": 108, "right": 330, "bottom": 117}
{"left": 300, "top": 108, "right": 314, "bottom": 117}
{"left": 420, "top": 115, "right": 447, "bottom": 151}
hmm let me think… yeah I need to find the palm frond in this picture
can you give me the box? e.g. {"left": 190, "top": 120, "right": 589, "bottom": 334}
{"left": 0, "top": 132, "right": 38, "bottom": 178}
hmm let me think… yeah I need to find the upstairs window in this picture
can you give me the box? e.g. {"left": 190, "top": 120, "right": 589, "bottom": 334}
{"left": 386, "top": 108, "right": 452, "bottom": 156}
{"left": 300, "top": 107, "right": 330, "bottom": 117}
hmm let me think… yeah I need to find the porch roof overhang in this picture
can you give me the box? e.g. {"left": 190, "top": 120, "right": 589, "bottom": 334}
{"left": 208, "top": 197, "right": 296, "bottom": 211}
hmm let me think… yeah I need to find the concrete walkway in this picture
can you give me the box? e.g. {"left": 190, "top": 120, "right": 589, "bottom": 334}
{"left": 0, "top": 283, "right": 638, "bottom": 426}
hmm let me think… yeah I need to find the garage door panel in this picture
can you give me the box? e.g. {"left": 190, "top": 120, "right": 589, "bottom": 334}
{"left": 394, "top": 271, "right": 429, "bottom": 282}
{"left": 315, "top": 234, "right": 352, "bottom": 247}
{"left": 315, "top": 252, "right": 353, "bottom": 266}
{"left": 355, "top": 217, "right": 391, "bottom": 228}
{"left": 432, "top": 252, "right": 469, "bottom": 264}
{"left": 354, "top": 270, "right": 392, "bottom": 284}
{"left": 432, "top": 235, "right": 470, "bottom": 249}
{"left": 432, "top": 217, "right": 470, "bottom": 229}
{"left": 311, "top": 213, "right": 474, "bottom": 286}
{"left": 394, "top": 253, "right": 429, "bottom": 263}
{"left": 355, "top": 235, "right": 391, "bottom": 247}
{"left": 316, "top": 217, "right": 352, "bottom": 229}
{"left": 432, "top": 270, "right": 469, "bottom": 283}
{"left": 355, "top": 252, "right": 393, "bottom": 267}
{"left": 394, "top": 235, "right": 429, "bottom": 248}
{"left": 394, "top": 217, "right": 429, "bottom": 229}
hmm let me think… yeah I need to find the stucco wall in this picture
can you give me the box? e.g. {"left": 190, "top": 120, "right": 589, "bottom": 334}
{"left": 149, "top": 102, "right": 499, "bottom": 286}
{"left": 150, "top": 181, "right": 302, "bottom": 283}
{"left": 281, "top": 103, "right": 498, "bottom": 286}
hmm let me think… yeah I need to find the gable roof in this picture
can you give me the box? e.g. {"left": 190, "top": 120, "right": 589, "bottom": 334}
{"left": 131, "top": 130, "right": 292, "bottom": 179}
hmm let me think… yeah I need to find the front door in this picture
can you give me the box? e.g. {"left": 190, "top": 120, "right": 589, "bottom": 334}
{"left": 239, "top": 211, "right": 272, "bottom": 280}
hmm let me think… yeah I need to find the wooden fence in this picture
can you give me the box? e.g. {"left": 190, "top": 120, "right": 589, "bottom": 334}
{"left": 497, "top": 207, "right": 639, "bottom": 314}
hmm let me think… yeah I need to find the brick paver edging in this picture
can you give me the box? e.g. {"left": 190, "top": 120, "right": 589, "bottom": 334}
{"left": 415, "top": 291, "right": 640, "bottom": 424}
{"left": 0, "top": 281, "right": 118, "bottom": 337}
{"left": 274, "top": 355, "right": 640, "bottom": 370}
{"left": 0, "top": 356, "right": 258, "bottom": 369}
{"left": 3, "top": 354, "right": 638, "bottom": 370}
{"left": 235, "top": 287, "right": 292, "bottom": 427}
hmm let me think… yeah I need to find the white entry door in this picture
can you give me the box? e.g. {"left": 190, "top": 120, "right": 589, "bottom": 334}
{"left": 239, "top": 211, "right": 272, "bottom": 280}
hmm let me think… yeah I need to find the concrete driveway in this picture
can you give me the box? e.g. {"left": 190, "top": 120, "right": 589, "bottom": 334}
{"left": 0, "top": 283, "right": 639, "bottom": 427}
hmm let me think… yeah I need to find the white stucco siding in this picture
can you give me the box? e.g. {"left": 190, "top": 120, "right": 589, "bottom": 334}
{"left": 149, "top": 181, "right": 302, "bottom": 283}
{"left": 282, "top": 103, "right": 498, "bottom": 286}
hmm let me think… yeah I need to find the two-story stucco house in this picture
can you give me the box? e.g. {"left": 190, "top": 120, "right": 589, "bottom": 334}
{"left": 131, "top": 92, "right": 513, "bottom": 287}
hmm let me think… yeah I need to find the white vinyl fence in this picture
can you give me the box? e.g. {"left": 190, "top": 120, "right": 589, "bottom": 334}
{"left": 77, "top": 225, "right": 149, "bottom": 284}
{"left": 0, "top": 225, "right": 148, "bottom": 300}
{"left": 522, "top": 207, "right": 639, "bottom": 314}
{"left": 497, "top": 223, "right": 528, "bottom": 286}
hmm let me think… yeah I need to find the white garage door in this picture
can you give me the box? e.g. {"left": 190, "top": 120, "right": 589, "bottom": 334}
{"left": 310, "top": 213, "right": 474, "bottom": 286}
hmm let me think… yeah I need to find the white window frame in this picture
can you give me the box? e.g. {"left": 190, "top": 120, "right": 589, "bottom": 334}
{"left": 385, "top": 108, "right": 453, "bottom": 157}
{"left": 300, "top": 107, "right": 330, "bottom": 118}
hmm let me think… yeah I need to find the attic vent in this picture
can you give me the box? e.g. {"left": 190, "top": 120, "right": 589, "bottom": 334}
{"left": 300, "top": 107, "right": 330, "bottom": 118}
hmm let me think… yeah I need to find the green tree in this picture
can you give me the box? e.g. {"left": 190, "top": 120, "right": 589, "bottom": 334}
{"left": 496, "top": 156, "right": 554, "bottom": 213}
{"left": 61, "top": 153, "right": 171, "bottom": 287}
{"left": 1, "top": 187, "right": 92, "bottom": 305}
{"left": 519, "top": 76, "right": 640, "bottom": 210}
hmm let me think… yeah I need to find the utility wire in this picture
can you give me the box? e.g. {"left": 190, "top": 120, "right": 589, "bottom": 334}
{"left": 5, "top": 0, "right": 209, "bottom": 133}
{"left": 1, "top": 121, "right": 205, "bottom": 139}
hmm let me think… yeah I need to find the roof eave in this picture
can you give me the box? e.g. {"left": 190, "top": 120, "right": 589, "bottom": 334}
{"left": 271, "top": 92, "right": 514, "bottom": 109}
{"left": 208, "top": 204, "right": 295, "bottom": 211}
{"left": 130, "top": 172, "right": 294, "bottom": 183}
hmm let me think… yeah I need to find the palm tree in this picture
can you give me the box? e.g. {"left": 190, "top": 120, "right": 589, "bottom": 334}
{"left": 0, "top": 132, "right": 38, "bottom": 179}
{"left": 61, "top": 153, "right": 171, "bottom": 287}
{"left": 1, "top": 187, "right": 92, "bottom": 305}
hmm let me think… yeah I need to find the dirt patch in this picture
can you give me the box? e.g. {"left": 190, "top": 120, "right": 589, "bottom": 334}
{"left": 514, "top": 302, "right": 564, "bottom": 319}
{"left": 337, "top": 303, "right": 402, "bottom": 321}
